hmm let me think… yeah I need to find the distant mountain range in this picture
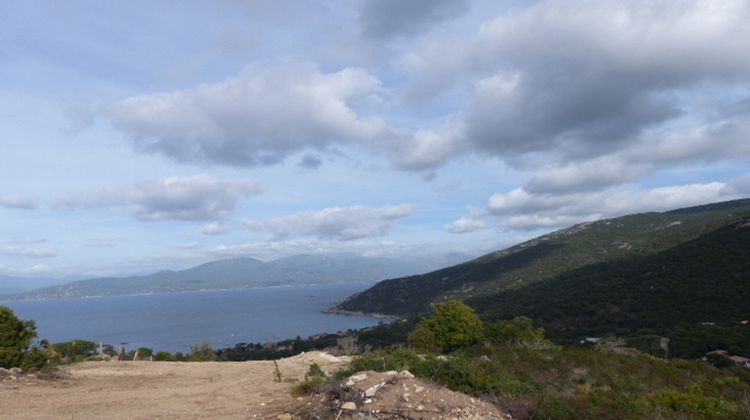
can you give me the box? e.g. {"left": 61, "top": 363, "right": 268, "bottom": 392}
{"left": 0, "top": 252, "right": 472, "bottom": 301}
{"left": 0, "top": 275, "right": 71, "bottom": 295}
{"left": 335, "top": 199, "right": 750, "bottom": 341}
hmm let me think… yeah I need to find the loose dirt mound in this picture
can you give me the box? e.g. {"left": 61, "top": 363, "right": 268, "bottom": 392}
{"left": 0, "top": 351, "right": 347, "bottom": 419}
{"left": 299, "top": 370, "right": 511, "bottom": 419}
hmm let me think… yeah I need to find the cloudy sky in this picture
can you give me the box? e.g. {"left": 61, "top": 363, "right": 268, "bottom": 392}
{"left": 1, "top": 0, "right": 749, "bottom": 278}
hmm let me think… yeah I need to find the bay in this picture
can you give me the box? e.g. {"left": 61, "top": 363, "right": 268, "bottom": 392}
{"left": 0, "top": 282, "right": 382, "bottom": 353}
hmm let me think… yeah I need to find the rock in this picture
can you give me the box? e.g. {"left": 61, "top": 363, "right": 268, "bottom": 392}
{"left": 398, "top": 370, "right": 414, "bottom": 378}
{"left": 0, "top": 368, "right": 10, "bottom": 377}
{"left": 10, "top": 367, "right": 22, "bottom": 374}
{"left": 276, "top": 414, "right": 292, "bottom": 420}
{"left": 345, "top": 379, "right": 355, "bottom": 386}
{"left": 416, "top": 404, "right": 425, "bottom": 411}
{"left": 364, "top": 382, "right": 385, "bottom": 397}
{"left": 341, "top": 402, "right": 357, "bottom": 411}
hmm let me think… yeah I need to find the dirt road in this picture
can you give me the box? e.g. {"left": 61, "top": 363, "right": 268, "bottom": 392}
{"left": 0, "top": 352, "right": 348, "bottom": 419}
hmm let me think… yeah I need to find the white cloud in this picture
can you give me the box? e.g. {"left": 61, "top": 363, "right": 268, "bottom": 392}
{"left": 483, "top": 181, "right": 742, "bottom": 230}
{"left": 444, "top": 217, "right": 487, "bottom": 234}
{"left": 110, "top": 62, "right": 389, "bottom": 167}
{"left": 245, "top": 204, "right": 415, "bottom": 241}
{"left": 1, "top": 244, "right": 58, "bottom": 259}
{"left": 61, "top": 174, "right": 261, "bottom": 222}
{"left": 201, "top": 222, "right": 225, "bottom": 236}
{"left": 0, "top": 195, "right": 37, "bottom": 210}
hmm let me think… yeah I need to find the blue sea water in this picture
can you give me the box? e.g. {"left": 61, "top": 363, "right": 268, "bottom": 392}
{"left": 0, "top": 283, "right": 383, "bottom": 353}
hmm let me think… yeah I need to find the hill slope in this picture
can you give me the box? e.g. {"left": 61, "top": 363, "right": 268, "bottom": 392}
{"left": 3, "top": 253, "right": 461, "bottom": 300}
{"left": 335, "top": 199, "right": 750, "bottom": 316}
{"left": 468, "top": 215, "right": 750, "bottom": 340}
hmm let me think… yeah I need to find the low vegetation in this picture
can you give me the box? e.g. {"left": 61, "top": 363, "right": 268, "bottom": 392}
{"left": 340, "top": 301, "right": 750, "bottom": 419}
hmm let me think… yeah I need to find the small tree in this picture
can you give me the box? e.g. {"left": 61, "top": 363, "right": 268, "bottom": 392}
{"left": 0, "top": 306, "right": 38, "bottom": 368}
{"left": 190, "top": 342, "right": 217, "bottom": 361}
{"left": 408, "top": 300, "right": 484, "bottom": 353}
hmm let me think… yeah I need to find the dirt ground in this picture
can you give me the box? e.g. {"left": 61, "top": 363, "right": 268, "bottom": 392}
{"left": 0, "top": 352, "right": 348, "bottom": 419}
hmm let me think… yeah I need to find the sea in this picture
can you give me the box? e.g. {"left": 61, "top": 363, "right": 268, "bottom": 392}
{"left": 0, "top": 282, "right": 384, "bottom": 353}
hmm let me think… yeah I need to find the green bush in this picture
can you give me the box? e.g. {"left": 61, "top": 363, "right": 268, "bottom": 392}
{"left": 408, "top": 300, "right": 484, "bottom": 353}
{"left": 305, "top": 362, "right": 326, "bottom": 380}
{"left": 485, "top": 316, "right": 556, "bottom": 349}
{"left": 154, "top": 351, "right": 175, "bottom": 361}
{"left": 51, "top": 340, "right": 98, "bottom": 362}
{"left": 20, "top": 347, "right": 48, "bottom": 370}
{"left": 0, "top": 306, "right": 38, "bottom": 368}
{"left": 189, "top": 342, "right": 217, "bottom": 361}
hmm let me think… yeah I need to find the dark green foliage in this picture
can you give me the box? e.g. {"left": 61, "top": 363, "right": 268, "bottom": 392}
{"left": 189, "top": 342, "right": 217, "bottom": 361}
{"left": 356, "top": 318, "right": 417, "bottom": 349}
{"left": 485, "top": 316, "right": 555, "bottom": 349}
{"left": 338, "top": 200, "right": 750, "bottom": 316}
{"left": 154, "top": 351, "right": 176, "bottom": 361}
{"left": 305, "top": 362, "right": 326, "bottom": 380}
{"left": 135, "top": 347, "right": 153, "bottom": 359}
{"left": 0, "top": 306, "right": 37, "bottom": 368}
{"left": 407, "top": 300, "right": 484, "bottom": 352}
{"left": 468, "top": 217, "right": 750, "bottom": 354}
{"left": 217, "top": 333, "right": 339, "bottom": 361}
{"left": 345, "top": 345, "right": 750, "bottom": 419}
{"left": 20, "top": 347, "right": 48, "bottom": 370}
{"left": 51, "top": 340, "right": 98, "bottom": 362}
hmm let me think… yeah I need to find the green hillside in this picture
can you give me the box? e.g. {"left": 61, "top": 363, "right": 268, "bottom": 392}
{"left": 336, "top": 199, "right": 750, "bottom": 316}
{"left": 468, "top": 215, "right": 750, "bottom": 351}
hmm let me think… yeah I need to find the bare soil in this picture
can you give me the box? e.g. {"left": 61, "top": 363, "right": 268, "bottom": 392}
{"left": 0, "top": 352, "right": 348, "bottom": 419}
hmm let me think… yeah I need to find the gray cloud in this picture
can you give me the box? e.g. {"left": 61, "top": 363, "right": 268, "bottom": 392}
{"left": 245, "top": 204, "right": 415, "bottom": 241}
{"left": 359, "top": 0, "right": 470, "bottom": 40}
{"left": 405, "top": 0, "right": 750, "bottom": 165}
{"left": 298, "top": 154, "right": 323, "bottom": 169}
{"left": 524, "top": 109, "right": 750, "bottom": 195}
{"left": 0, "top": 195, "right": 37, "bottom": 210}
{"left": 61, "top": 175, "right": 260, "bottom": 222}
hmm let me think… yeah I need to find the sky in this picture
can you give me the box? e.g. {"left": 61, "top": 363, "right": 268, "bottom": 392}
{"left": 1, "top": 0, "right": 749, "bottom": 279}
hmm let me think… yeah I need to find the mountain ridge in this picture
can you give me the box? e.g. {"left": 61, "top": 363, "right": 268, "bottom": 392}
{"left": 1, "top": 253, "right": 471, "bottom": 301}
{"left": 335, "top": 198, "right": 750, "bottom": 316}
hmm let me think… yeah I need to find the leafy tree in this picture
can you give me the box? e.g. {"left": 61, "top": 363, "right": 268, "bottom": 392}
{"left": 486, "top": 316, "right": 555, "bottom": 348}
{"left": 135, "top": 347, "right": 153, "bottom": 360}
{"left": 408, "top": 300, "right": 484, "bottom": 353}
{"left": 0, "top": 306, "right": 37, "bottom": 368}
{"left": 190, "top": 342, "right": 217, "bottom": 361}
{"left": 52, "top": 340, "right": 98, "bottom": 362}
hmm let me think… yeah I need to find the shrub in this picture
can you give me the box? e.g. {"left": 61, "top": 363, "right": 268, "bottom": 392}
{"left": 189, "top": 342, "right": 217, "bottom": 361}
{"left": 51, "top": 340, "right": 98, "bottom": 362}
{"left": 20, "top": 347, "right": 48, "bottom": 370}
{"left": 0, "top": 306, "right": 38, "bottom": 368}
{"left": 408, "top": 300, "right": 484, "bottom": 353}
{"left": 154, "top": 351, "right": 175, "bottom": 361}
{"left": 292, "top": 375, "right": 326, "bottom": 396}
{"left": 305, "top": 362, "right": 326, "bottom": 380}
{"left": 485, "top": 316, "right": 556, "bottom": 349}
